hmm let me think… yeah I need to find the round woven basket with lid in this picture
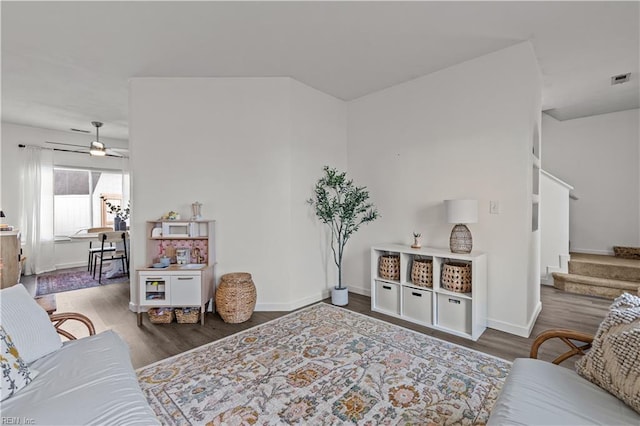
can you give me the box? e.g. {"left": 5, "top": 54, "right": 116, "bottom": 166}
{"left": 216, "top": 272, "right": 257, "bottom": 323}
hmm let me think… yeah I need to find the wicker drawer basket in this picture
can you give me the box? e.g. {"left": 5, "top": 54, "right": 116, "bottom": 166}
{"left": 411, "top": 258, "right": 433, "bottom": 287}
{"left": 441, "top": 262, "right": 472, "bottom": 293}
{"left": 148, "top": 307, "right": 174, "bottom": 324}
{"left": 175, "top": 308, "right": 200, "bottom": 324}
{"left": 379, "top": 255, "right": 400, "bottom": 281}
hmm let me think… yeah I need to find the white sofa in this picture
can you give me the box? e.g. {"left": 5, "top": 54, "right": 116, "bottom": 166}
{"left": 488, "top": 357, "right": 640, "bottom": 425}
{"left": 0, "top": 285, "right": 158, "bottom": 425}
{"left": 489, "top": 315, "right": 640, "bottom": 426}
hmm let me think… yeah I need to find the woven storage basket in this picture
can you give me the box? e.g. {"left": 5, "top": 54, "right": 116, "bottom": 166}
{"left": 216, "top": 272, "right": 257, "bottom": 324}
{"left": 175, "top": 308, "right": 200, "bottom": 324}
{"left": 411, "top": 258, "right": 433, "bottom": 287}
{"left": 613, "top": 246, "right": 640, "bottom": 260}
{"left": 441, "top": 262, "right": 472, "bottom": 293}
{"left": 148, "top": 308, "right": 174, "bottom": 324}
{"left": 379, "top": 255, "right": 400, "bottom": 280}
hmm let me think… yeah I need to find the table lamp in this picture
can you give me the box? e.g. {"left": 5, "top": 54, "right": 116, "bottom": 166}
{"left": 445, "top": 199, "right": 478, "bottom": 254}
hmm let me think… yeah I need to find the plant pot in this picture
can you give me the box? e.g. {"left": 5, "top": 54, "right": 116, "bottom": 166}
{"left": 331, "top": 286, "right": 348, "bottom": 306}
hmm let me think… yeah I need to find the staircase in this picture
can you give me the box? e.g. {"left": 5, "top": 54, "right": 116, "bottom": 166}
{"left": 552, "top": 253, "right": 640, "bottom": 299}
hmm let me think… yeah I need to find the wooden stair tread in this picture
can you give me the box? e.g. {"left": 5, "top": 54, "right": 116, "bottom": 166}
{"left": 552, "top": 272, "right": 640, "bottom": 290}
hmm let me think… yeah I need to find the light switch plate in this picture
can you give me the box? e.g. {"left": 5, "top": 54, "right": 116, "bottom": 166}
{"left": 490, "top": 200, "right": 500, "bottom": 214}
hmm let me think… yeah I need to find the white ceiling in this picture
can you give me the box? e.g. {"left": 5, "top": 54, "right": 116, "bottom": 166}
{"left": 2, "top": 1, "right": 638, "bottom": 141}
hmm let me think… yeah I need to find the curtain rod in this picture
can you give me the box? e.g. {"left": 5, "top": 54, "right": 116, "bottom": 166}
{"left": 17, "top": 144, "right": 127, "bottom": 159}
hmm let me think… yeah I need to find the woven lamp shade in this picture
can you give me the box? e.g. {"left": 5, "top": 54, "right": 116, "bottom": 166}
{"left": 445, "top": 199, "right": 478, "bottom": 254}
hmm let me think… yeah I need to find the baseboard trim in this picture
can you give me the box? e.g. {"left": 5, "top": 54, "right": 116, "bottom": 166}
{"left": 540, "top": 276, "right": 553, "bottom": 286}
{"left": 130, "top": 287, "right": 367, "bottom": 314}
{"left": 255, "top": 289, "right": 331, "bottom": 312}
{"left": 571, "top": 248, "right": 614, "bottom": 256}
{"left": 348, "top": 285, "right": 371, "bottom": 297}
{"left": 55, "top": 261, "right": 86, "bottom": 270}
{"left": 487, "top": 301, "right": 542, "bottom": 338}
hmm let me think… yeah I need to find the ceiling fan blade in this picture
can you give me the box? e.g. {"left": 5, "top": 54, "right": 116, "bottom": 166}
{"left": 105, "top": 148, "right": 127, "bottom": 158}
{"left": 109, "top": 147, "right": 129, "bottom": 153}
{"left": 45, "top": 141, "right": 88, "bottom": 149}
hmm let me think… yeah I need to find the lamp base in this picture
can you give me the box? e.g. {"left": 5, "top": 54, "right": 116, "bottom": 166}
{"left": 450, "top": 224, "right": 472, "bottom": 254}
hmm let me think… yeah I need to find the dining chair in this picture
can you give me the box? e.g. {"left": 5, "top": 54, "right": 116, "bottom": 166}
{"left": 86, "top": 227, "right": 116, "bottom": 272}
{"left": 92, "top": 231, "right": 129, "bottom": 284}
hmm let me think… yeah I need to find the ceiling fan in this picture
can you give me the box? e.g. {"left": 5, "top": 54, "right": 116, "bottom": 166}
{"left": 45, "top": 121, "right": 128, "bottom": 158}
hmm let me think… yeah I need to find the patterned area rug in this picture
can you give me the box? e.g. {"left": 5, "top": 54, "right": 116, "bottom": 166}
{"left": 137, "top": 303, "right": 510, "bottom": 425}
{"left": 35, "top": 270, "right": 129, "bottom": 296}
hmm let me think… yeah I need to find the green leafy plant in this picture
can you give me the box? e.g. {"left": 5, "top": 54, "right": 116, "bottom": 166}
{"left": 308, "top": 166, "right": 380, "bottom": 289}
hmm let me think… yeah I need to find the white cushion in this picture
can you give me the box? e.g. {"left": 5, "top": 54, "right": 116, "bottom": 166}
{"left": 0, "top": 284, "right": 61, "bottom": 363}
{"left": 2, "top": 330, "right": 160, "bottom": 425}
{"left": 0, "top": 325, "right": 38, "bottom": 401}
{"left": 488, "top": 358, "right": 640, "bottom": 425}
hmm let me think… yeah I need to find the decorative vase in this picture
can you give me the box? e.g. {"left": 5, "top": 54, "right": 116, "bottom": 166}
{"left": 114, "top": 216, "right": 127, "bottom": 231}
{"left": 411, "top": 236, "right": 422, "bottom": 249}
{"left": 331, "top": 286, "right": 348, "bottom": 306}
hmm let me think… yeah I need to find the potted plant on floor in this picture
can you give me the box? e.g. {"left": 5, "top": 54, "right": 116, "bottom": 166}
{"left": 308, "top": 166, "right": 379, "bottom": 306}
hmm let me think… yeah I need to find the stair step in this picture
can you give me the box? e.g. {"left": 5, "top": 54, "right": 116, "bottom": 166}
{"left": 568, "top": 253, "right": 640, "bottom": 282}
{"left": 552, "top": 272, "right": 640, "bottom": 299}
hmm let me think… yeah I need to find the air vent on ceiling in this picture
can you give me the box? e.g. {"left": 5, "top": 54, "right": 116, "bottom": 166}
{"left": 611, "top": 73, "right": 631, "bottom": 85}
{"left": 70, "top": 128, "right": 90, "bottom": 133}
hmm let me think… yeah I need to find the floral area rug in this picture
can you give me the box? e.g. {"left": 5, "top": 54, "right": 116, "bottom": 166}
{"left": 35, "top": 270, "right": 129, "bottom": 296}
{"left": 137, "top": 303, "right": 510, "bottom": 425}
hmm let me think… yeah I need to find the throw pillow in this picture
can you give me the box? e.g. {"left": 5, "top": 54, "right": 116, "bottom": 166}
{"left": 0, "top": 284, "right": 61, "bottom": 363}
{"left": 0, "top": 325, "right": 37, "bottom": 401}
{"left": 575, "top": 292, "right": 640, "bottom": 414}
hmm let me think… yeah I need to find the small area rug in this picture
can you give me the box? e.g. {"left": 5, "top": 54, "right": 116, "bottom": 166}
{"left": 35, "top": 270, "right": 129, "bottom": 296}
{"left": 137, "top": 303, "right": 510, "bottom": 425}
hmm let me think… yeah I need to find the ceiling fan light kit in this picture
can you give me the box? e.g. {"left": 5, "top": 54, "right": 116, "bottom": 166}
{"left": 89, "top": 121, "right": 107, "bottom": 156}
{"left": 89, "top": 141, "right": 106, "bottom": 156}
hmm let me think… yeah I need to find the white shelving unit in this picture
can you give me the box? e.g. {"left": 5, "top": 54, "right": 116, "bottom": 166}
{"left": 137, "top": 219, "right": 216, "bottom": 326}
{"left": 371, "top": 244, "right": 487, "bottom": 341}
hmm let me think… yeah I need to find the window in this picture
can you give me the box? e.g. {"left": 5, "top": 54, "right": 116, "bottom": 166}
{"left": 53, "top": 168, "right": 129, "bottom": 237}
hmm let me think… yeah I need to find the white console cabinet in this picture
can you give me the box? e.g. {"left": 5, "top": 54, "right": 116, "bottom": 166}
{"left": 371, "top": 244, "right": 487, "bottom": 341}
{"left": 138, "top": 266, "right": 213, "bottom": 325}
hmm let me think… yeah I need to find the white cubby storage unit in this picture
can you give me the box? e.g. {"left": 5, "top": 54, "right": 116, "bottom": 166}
{"left": 371, "top": 244, "right": 487, "bottom": 341}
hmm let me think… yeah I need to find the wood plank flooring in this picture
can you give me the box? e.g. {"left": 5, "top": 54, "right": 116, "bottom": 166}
{"left": 27, "top": 275, "right": 611, "bottom": 369}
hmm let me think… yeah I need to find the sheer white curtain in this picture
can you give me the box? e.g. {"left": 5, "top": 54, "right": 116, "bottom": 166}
{"left": 19, "top": 146, "right": 56, "bottom": 275}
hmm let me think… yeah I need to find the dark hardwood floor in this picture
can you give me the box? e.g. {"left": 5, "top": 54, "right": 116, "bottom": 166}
{"left": 24, "top": 272, "right": 611, "bottom": 369}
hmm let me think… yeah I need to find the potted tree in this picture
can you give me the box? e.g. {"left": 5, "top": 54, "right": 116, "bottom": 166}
{"left": 308, "top": 166, "right": 379, "bottom": 305}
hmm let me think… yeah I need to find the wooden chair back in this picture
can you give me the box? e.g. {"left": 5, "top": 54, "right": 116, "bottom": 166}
{"left": 88, "top": 227, "right": 113, "bottom": 234}
{"left": 98, "top": 231, "right": 128, "bottom": 244}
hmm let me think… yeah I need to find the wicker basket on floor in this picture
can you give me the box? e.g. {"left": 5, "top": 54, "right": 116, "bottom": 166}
{"left": 216, "top": 272, "right": 257, "bottom": 324}
{"left": 613, "top": 246, "right": 640, "bottom": 260}
{"left": 441, "top": 262, "right": 472, "bottom": 293}
{"left": 411, "top": 258, "right": 433, "bottom": 287}
{"left": 148, "top": 308, "right": 174, "bottom": 324}
{"left": 175, "top": 308, "right": 200, "bottom": 324}
{"left": 379, "top": 255, "right": 400, "bottom": 280}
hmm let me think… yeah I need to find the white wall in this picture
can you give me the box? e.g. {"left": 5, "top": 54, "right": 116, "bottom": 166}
{"left": 542, "top": 109, "right": 640, "bottom": 254}
{"left": 289, "top": 79, "right": 348, "bottom": 305}
{"left": 0, "top": 122, "right": 128, "bottom": 270}
{"left": 346, "top": 42, "right": 542, "bottom": 336}
{"left": 129, "top": 77, "right": 347, "bottom": 310}
{"left": 540, "top": 170, "right": 572, "bottom": 284}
